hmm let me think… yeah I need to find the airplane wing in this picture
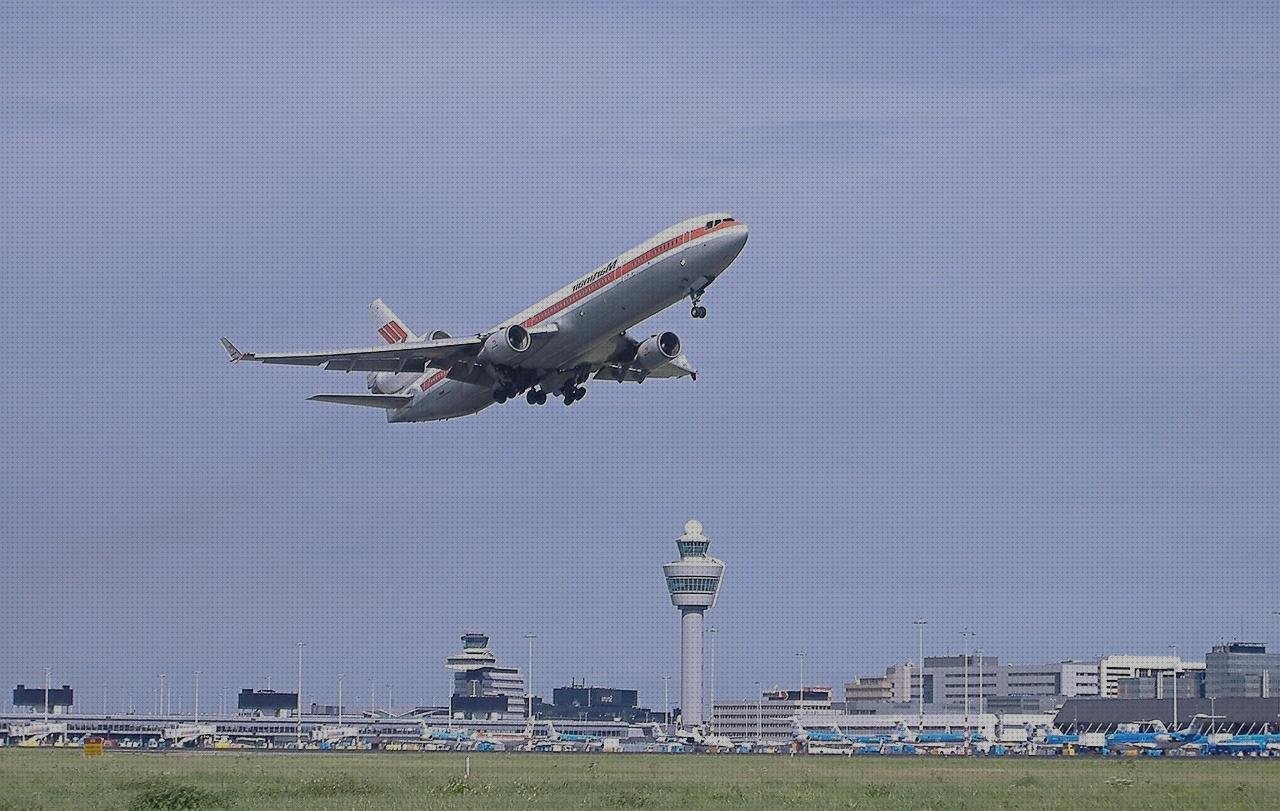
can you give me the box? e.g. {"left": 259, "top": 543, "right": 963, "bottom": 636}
{"left": 219, "top": 325, "right": 558, "bottom": 374}
{"left": 221, "top": 335, "right": 481, "bottom": 373}
{"left": 308, "top": 394, "right": 413, "bottom": 408}
{"left": 594, "top": 352, "right": 697, "bottom": 382}
{"left": 589, "top": 332, "right": 698, "bottom": 382}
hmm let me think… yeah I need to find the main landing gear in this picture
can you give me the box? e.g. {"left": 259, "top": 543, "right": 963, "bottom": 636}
{"left": 690, "top": 289, "right": 708, "bottom": 319}
{"left": 525, "top": 388, "right": 548, "bottom": 406}
{"left": 562, "top": 385, "right": 587, "bottom": 406}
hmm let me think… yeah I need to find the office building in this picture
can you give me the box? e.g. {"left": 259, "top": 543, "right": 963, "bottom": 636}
{"left": 1204, "top": 643, "right": 1280, "bottom": 698}
{"left": 1098, "top": 655, "right": 1205, "bottom": 697}
{"left": 712, "top": 688, "right": 834, "bottom": 744}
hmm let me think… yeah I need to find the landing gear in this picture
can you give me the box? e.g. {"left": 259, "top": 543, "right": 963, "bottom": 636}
{"left": 493, "top": 382, "right": 519, "bottom": 403}
{"left": 526, "top": 389, "right": 548, "bottom": 406}
{"left": 563, "top": 386, "right": 587, "bottom": 406}
{"left": 690, "top": 288, "right": 708, "bottom": 319}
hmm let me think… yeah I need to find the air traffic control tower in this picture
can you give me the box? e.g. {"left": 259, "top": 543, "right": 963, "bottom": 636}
{"left": 663, "top": 519, "right": 724, "bottom": 729}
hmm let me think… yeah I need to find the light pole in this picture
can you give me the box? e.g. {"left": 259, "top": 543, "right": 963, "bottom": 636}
{"left": 159, "top": 674, "right": 166, "bottom": 718}
{"left": 194, "top": 671, "right": 200, "bottom": 725}
{"left": 1169, "top": 644, "right": 1179, "bottom": 730}
{"left": 662, "top": 676, "right": 672, "bottom": 729}
{"left": 296, "top": 642, "right": 304, "bottom": 747}
{"left": 975, "top": 650, "right": 984, "bottom": 717}
{"left": 708, "top": 628, "right": 718, "bottom": 732}
{"left": 337, "top": 674, "right": 344, "bottom": 727}
{"left": 913, "top": 620, "right": 927, "bottom": 730}
{"left": 795, "top": 652, "right": 806, "bottom": 716}
{"left": 961, "top": 629, "right": 974, "bottom": 731}
{"left": 525, "top": 634, "right": 537, "bottom": 721}
{"left": 386, "top": 684, "right": 392, "bottom": 718}
{"left": 44, "top": 668, "right": 51, "bottom": 721}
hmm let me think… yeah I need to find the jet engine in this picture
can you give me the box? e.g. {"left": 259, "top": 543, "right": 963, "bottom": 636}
{"left": 634, "top": 331, "right": 682, "bottom": 371}
{"left": 478, "top": 324, "right": 531, "bottom": 366}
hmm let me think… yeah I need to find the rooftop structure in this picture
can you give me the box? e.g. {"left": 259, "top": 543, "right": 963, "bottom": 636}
{"left": 663, "top": 519, "right": 724, "bottom": 728}
{"left": 12, "top": 684, "right": 73, "bottom": 715}
{"left": 237, "top": 689, "right": 298, "bottom": 717}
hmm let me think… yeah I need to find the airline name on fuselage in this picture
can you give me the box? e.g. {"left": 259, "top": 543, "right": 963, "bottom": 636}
{"left": 572, "top": 258, "right": 617, "bottom": 292}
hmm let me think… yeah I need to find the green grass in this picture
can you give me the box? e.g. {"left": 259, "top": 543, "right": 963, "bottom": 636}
{"left": 0, "top": 751, "right": 1276, "bottom": 810}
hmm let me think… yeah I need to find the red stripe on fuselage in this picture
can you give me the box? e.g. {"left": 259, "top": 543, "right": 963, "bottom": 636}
{"left": 415, "top": 220, "right": 739, "bottom": 396}
{"left": 520, "top": 220, "right": 737, "bottom": 329}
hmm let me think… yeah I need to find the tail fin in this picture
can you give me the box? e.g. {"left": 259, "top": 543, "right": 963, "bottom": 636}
{"left": 369, "top": 298, "right": 416, "bottom": 344}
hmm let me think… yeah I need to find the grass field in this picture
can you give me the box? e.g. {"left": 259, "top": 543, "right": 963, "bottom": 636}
{"left": 0, "top": 750, "right": 1277, "bottom": 810}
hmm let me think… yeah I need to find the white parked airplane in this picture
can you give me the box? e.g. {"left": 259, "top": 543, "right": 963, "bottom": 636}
{"left": 221, "top": 214, "right": 748, "bottom": 422}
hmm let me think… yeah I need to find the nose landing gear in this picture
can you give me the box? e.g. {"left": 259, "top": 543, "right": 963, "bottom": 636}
{"left": 690, "top": 288, "right": 708, "bottom": 319}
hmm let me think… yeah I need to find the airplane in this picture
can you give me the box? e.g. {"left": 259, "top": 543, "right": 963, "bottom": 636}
{"left": 1103, "top": 714, "right": 1216, "bottom": 754}
{"left": 895, "top": 720, "right": 987, "bottom": 749}
{"left": 221, "top": 214, "right": 749, "bottom": 422}
{"left": 420, "top": 725, "right": 474, "bottom": 743}
{"left": 1023, "top": 722, "right": 1080, "bottom": 753}
{"left": 673, "top": 724, "right": 733, "bottom": 752}
{"left": 1205, "top": 728, "right": 1280, "bottom": 756}
{"left": 535, "top": 721, "right": 604, "bottom": 751}
{"left": 471, "top": 722, "right": 535, "bottom": 751}
{"left": 790, "top": 720, "right": 897, "bottom": 747}
{"left": 544, "top": 721, "right": 603, "bottom": 745}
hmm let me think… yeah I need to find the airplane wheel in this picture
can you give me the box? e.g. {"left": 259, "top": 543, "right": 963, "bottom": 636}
{"left": 575, "top": 386, "right": 587, "bottom": 399}
{"left": 537, "top": 392, "right": 548, "bottom": 405}
{"left": 563, "top": 392, "right": 576, "bottom": 406}
{"left": 494, "top": 392, "right": 507, "bottom": 404}
{"left": 691, "top": 306, "right": 707, "bottom": 319}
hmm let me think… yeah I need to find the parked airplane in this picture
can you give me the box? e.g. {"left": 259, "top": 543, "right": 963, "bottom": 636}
{"left": 420, "top": 725, "right": 473, "bottom": 743}
{"left": 1024, "top": 723, "right": 1080, "bottom": 752}
{"left": 790, "top": 720, "right": 898, "bottom": 748}
{"left": 1205, "top": 726, "right": 1280, "bottom": 756}
{"left": 1104, "top": 714, "right": 1215, "bottom": 753}
{"left": 673, "top": 725, "right": 733, "bottom": 751}
{"left": 896, "top": 721, "right": 987, "bottom": 749}
{"left": 221, "top": 214, "right": 748, "bottom": 422}
{"left": 544, "top": 721, "right": 603, "bottom": 745}
{"left": 471, "top": 722, "right": 535, "bottom": 751}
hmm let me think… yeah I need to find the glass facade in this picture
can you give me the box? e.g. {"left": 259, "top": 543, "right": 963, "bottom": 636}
{"left": 665, "top": 576, "right": 719, "bottom": 593}
{"left": 676, "top": 540, "right": 709, "bottom": 557}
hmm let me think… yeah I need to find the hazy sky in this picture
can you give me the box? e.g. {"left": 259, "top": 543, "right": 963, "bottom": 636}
{"left": 2, "top": 2, "right": 1277, "bottom": 714}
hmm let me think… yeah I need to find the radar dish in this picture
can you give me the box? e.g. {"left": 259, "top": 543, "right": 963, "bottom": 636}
{"left": 684, "top": 519, "right": 704, "bottom": 536}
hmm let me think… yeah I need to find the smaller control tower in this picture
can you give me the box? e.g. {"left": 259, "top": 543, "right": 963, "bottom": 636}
{"left": 663, "top": 519, "right": 724, "bottom": 728}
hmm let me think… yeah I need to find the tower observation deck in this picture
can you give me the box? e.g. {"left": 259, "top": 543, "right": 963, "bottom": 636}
{"left": 663, "top": 519, "right": 724, "bottom": 729}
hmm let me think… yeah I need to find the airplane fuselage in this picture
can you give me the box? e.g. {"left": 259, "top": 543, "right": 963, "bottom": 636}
{"left": 388, "top": 214, "right": 748, "bottom": 422}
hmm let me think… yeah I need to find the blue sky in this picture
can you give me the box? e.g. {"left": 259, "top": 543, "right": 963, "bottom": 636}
{"left": 2, "top": 2, "right": 1276, "bottom": 714}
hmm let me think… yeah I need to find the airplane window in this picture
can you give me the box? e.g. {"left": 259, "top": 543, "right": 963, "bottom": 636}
{"left": 705, "top": 221, "right": 714, "bottom": 229}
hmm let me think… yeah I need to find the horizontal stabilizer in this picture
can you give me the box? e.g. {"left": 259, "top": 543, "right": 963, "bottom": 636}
{"left": 308, "top": 394, "right": 412, "bottom": 409}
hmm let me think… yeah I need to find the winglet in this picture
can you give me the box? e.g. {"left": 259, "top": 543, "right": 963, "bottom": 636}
{"left": 220, "top": 337, "right": 247, "bottom": 362}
